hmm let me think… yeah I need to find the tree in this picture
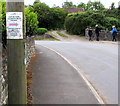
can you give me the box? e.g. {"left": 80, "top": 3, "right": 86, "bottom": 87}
{"left": 33, "top": 2, "right": 51, "bottom": 29}
{"left": 33, "top": 2, "right": 68, "bottom": 29}
{"left": 118, "top": 1, "right": 120, "bottom": 9}
{"left": 92, "top": 1, "right": 105, "bottom": 10}
{"left": 33, "top": 0, "right": 40, "bottom": 5}
{"left": 118, "top": 6, "right": 120, "bottom": 10}
{"left": 110, "top": 2, "right": 115, "bottom": 10}
{"left": 86, "top": 1, "right": 105, "bottom": 11}
{"left": 62, "top": 1, "right": 76, "bottom": 8}
{"left": 86, "top": 1, "right": 94, "bottom": 11}
{"left": 25, "top": 7, "right": 39, "bottom": 36}
{"left": 77, "top": 2, "right": 86, "bottom": 10}
{"left": 50, "top": 8, "right": 68, "bottom": 29}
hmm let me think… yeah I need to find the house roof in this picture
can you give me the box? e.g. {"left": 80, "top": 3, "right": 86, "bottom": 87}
{"left": 63, "top": 8, "right": 84, "bottom": 13}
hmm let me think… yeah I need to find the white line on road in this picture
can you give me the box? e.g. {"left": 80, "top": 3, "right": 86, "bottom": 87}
{"left": 40, "top": 44, "right": 105, "bottom": 104}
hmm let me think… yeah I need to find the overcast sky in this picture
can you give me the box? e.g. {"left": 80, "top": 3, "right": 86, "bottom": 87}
{"left": 24, "top": 0, "right": 120, "bottom": 8}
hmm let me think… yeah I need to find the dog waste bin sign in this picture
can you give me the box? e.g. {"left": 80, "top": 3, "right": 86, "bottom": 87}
{"left": 6, "top": 12, "right": 23, "bottom": 39}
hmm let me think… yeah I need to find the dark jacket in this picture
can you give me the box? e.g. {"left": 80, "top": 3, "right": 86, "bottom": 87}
{"left": 88, "top": 29, "right": 93, "bottom": 35}
{"left": 95, "top": 27, "right": 101, "bottom": 34}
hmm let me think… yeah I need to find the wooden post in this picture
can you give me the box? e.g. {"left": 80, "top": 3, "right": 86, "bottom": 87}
{"left": 0, "top": 2, "right": 2, "bottom": 105}
{"left": 7, "top": 0, "right": 27, "bottom": 104}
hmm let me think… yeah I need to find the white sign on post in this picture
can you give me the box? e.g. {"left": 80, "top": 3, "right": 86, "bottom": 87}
{"left": 6, "top": 12, "right": 23, "bottom": 39}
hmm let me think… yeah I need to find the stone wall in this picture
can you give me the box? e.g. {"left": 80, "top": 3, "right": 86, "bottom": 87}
{"left": 1, "top": 48, "right": 7, "bottom": 105}
{"left": 85, "top": 29, "right": 120, "bottom": 41}
{"left": 25, "top": 36, "right": 35, "bottom": 68}
{"left": 0, "top": 36, "right": 35, "bottom": 105}
{"left": 35, "top": 33, "right": 57, "bottom": 40}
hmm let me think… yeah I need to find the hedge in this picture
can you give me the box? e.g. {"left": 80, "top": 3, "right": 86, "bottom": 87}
{"left": 36, "top": 28, "right": 48, "bottom": 35}
{"left": 64, "top": 11, "right": 120, "bottom": 35}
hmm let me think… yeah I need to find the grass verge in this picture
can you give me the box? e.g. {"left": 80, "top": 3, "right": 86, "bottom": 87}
{"left": 56, "top": 31, "right": 68, "bottom": 37}
{"left": 48, "top": 31, "right": 57, "bottom": 37}
{"left": 36, "top": 38, "right": 60, "bottom": 41}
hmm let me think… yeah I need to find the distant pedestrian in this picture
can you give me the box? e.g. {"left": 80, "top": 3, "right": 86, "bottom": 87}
{"left": 95, "top": 25, "right": 101, "bottom": 41}
{"left": 112, "top": 26, "right": 117, "bottom": 41}
{"left": 88, "top": 27, "right": 93, "bottom": 41}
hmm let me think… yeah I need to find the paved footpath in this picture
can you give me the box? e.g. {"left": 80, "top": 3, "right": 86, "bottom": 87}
{"left": 31, "top": 45, "right": 100, "bottom": 104}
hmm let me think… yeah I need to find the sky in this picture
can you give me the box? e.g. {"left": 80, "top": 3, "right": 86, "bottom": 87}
{"left": 24, "top": 0, "right": 120, "bottom": 8}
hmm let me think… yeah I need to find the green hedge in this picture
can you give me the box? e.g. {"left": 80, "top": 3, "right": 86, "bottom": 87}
{"left": 64, "top": 11, "right": 120, "bottom": 35}
{"left": 36, "top": 28, "right": 48, "bottom": 35}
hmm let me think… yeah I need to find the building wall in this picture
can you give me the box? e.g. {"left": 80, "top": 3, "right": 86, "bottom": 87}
{"left": 63, "top": 8, "right": 84, "bottom": 13}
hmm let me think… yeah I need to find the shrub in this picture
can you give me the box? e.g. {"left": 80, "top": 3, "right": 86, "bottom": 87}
{"left": 36, "top": 28, "right": 48, "bottom": 35}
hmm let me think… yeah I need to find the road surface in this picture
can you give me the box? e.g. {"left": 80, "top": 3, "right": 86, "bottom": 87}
{"left": 35, "top": 40, "right": 118, "bottom": 104}
{"left": 31, "top": 45, "right": 100, "bottom": 104}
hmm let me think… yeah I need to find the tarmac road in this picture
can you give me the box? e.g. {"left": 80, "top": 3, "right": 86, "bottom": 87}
{"left": 35, "top": 40, "right": 118, "bottom": 104}
{"left": 31, "top": 45, "right": 100, "bottom": 104}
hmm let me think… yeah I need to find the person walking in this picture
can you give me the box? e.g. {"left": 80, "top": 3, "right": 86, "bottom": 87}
{"left": 95, "top": 25, "right": 101, "bottom": 41}
{"left": 88, "top": 27, "right": 93, "bottom": 41}
{"left": 112, "top": 26, "right": 117, "bottom": 41}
